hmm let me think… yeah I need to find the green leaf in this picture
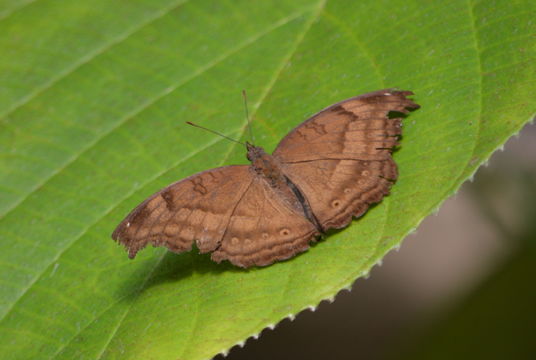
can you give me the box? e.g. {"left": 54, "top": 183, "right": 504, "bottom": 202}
{"left": 0, "top": 0, "right": 534, "bottom": 359}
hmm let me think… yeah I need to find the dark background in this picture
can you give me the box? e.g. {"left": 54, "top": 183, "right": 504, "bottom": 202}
{"left": 216, "top": 122, "right": 536, "bottom": 360}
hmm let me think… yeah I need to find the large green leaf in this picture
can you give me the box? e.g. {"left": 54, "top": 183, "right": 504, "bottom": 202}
{"left": 0, "top": 0, "right": 534, "bottom": 359}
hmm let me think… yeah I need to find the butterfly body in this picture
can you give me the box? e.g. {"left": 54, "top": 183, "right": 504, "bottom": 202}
{"left": 247, "top": 143, "right": 283, "bottom": 184}
{"left": 247, "top": 142, "right": 323, "bottom": 235}
{"left": 112, "top": 89, "right": 419, "bottom": 267}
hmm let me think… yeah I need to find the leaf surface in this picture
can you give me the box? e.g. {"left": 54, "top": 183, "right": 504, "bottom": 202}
{"left": 0, "top": 0, "right": 534, "bottom": 359}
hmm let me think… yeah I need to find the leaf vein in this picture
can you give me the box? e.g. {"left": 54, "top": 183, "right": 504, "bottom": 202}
{"left": 0, "top": 0, "right": 192, "bottom": 120}
{"left": 0, "top": 6, "right": 312, "bottom": 222}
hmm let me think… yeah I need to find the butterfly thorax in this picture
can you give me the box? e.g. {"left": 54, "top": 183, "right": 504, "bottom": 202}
{"left": 246, "top": 143, "right": 286, "bottom": 187}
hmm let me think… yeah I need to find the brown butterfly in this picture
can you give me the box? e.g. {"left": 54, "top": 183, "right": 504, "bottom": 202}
{"left": 112, "top": 89, "right": 419, "bottom": 268}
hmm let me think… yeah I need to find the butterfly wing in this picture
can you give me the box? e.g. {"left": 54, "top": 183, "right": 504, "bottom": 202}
{"left": 112, "top": 165, "right": 253, "bottom": 258}
{"left": 113, "top": 89, "right": 418, "bottom": 266}
{"left": 273, "top": 89, "right": 419, "bottom": 162}
{"left": 211, "top": 175, "right": 320, "bottom": 267}
{"left": 273, "top": 89, "right": 419, "bottom": 230}
{"left": 281, "top": 158, "right": 397, "bottom": 230}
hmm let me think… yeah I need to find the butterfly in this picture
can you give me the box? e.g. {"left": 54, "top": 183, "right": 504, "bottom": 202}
{"left": 112, "top": 89, "right": 419, "bottom": 268}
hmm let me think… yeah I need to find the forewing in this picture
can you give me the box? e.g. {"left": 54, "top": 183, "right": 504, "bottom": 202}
{"left": 273, "top": 89, "right": 419, "bottom": 162}
{"left": 112, "top": 165, "right": 253, "bottom": 258}
{"left": 211, "top": 175, "right": 320, "bottom": 268}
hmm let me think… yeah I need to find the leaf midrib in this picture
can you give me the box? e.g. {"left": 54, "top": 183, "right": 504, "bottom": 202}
{"left": 0, "top": 4, "right": 317, "bottom": 327}
{"left": 91, "top": 2, "right": 328, "bottom": 358}
{"left": 0, "top": 3, "right": 318, "bottom": 223}
{"left": 0, "top": 2, "right": 328, "bottom": 357}
{"left": 0, "top": 0, "right": 191, "bottom": 120}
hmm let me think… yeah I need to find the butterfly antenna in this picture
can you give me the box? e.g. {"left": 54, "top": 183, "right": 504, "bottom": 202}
{"left": 186, "top": 122, "right": 245, "bottom": 146}
{"left": 242, "top": 90, "right": 255, "bottom": 144}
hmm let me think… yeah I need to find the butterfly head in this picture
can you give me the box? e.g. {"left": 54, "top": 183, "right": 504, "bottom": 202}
{"left": 246, "top": 141, "right": 266, "bottom": 162}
